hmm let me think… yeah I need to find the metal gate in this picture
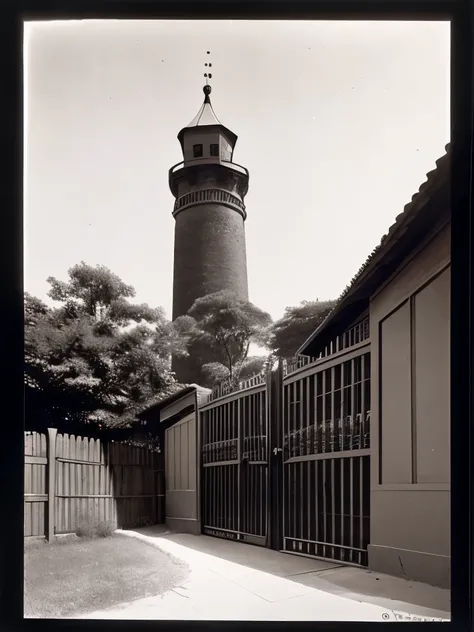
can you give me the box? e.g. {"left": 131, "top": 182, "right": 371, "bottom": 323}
{"left": 282, "top": 348, "right": 371, "bottom": 566}
{"left": 199, "top": 343, "right": 371, "bottom": 565}
{"left": 200, "top": 380, "right": 268, "bottom": 546}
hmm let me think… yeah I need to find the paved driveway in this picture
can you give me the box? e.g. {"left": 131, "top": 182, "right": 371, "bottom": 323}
{"left": 79, "top": 528, "right": 450, "bottom": 622}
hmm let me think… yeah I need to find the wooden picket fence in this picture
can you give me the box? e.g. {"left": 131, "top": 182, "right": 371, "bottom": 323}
{"left": 24, "top": 429, "right": 165, "bottom": 540}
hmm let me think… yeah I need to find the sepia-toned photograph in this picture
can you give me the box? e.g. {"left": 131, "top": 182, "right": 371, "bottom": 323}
{"left": 24, "top": 19, "right": 450, "bottom": 621}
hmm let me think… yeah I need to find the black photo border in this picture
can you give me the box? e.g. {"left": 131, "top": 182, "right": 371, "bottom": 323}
{"left": 1, "top": 2, "right": 471, "bottom": 631}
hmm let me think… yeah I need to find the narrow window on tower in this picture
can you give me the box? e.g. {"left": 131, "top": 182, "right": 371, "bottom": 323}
{"left": 210, "top": 143, "right": 219, "bottom": 157}
{"left": 193, "top": 144, "right": 203, "bottom": 158}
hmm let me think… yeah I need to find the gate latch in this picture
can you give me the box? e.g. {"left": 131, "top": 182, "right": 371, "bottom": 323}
{"left": 272, "top": 447, "right": 282, "bottom": 456}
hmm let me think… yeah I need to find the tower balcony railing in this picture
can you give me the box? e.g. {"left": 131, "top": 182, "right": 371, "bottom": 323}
{"left": 169, "top": 159, "right": 249, "bottom": 178}
{"left": 173, "top": 188, "right": 246, "bottom": 217}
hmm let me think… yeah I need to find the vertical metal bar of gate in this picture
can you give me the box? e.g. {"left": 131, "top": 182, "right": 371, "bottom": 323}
{"left": 321, "top": 371, "right": 327, "bottom": 557}
{"left": 306, "top": 378, "right": 311, "bottom": 556}
{"left": 361, "top": 358, "right": 366, "bottom": 452}
{"left": 216, "top": 406, "right": 219, "bottom": 528}
{"left": 359, "top": 456, "right": 364, "bottom": 566}
{"left": 266, "top": 369, "right": 272, "bottom": 545}
{"left": 340, "top": 457, "right": 344, "bottom": 563}
{"left": 250, "top": 394, "right": 255, "bottom": 535}
{"left": 330, "top": 368, "right": 336, "bottom": 559}
{"left": 330, "top": 458, "right": 336, "bottom": 560}
{"left": 298, "top": 380, "right": 303, "bottom": 553}
{"left": 237, "top": 396, "right": 241, "bottom": 536}
{"left": 292, "top": 384, "right": 297, "bottom": 551}
{"left": 262, "top": 389, "right": 265, "bottom": 538}
{"left": 216, "top": 406, "right": 220, "bottom": 529}
{"left": 350, "top": 455, "right": 354, "bottom": 564}
{"left": 282, "top": 379, "right": 287, "bottom": 551}
{"left": 223, "top": 404, "right": 227, "bottom": 531}
{"left": 339, "top": 365, "right": 345, "bottom": 562}
{"left": 209, "top": 409, "right": 213, "bottom": 529}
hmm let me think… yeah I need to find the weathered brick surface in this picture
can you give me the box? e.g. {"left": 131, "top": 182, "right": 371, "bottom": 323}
{"left": 172, "top": 204, "right": 249, "bottom": 320}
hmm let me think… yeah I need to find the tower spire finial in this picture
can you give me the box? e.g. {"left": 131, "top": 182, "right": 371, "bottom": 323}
{"left": 203, "top": 84, "right": 212, "bottom": 103}
{"left": 203, "top": 50, "right": 213, "bottom": 103}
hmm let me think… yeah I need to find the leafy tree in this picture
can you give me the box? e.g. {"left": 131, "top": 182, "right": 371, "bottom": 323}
{"left": 176, "top": 291, "right": 272, "bottom": 384}
{"left": 201, "top": 355, "right": 269, "bottom": 388}
{"left": 238, "top": 355, "right": 268, "bottom": 381}
{"left": 47, "top": 262, "right": 161, "bottom": 327}
{"left": 200, "top": 362, "right": 230, "bottom": 387}
{"left": 25, "top": 263, "right": 181, "bottom": 433}
{"left": 268, "top": 299, "right": 336, "bottom": 358}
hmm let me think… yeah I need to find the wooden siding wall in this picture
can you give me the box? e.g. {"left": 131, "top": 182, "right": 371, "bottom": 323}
{"left": 24, "top": 430, "right": 165, "bottom": 539}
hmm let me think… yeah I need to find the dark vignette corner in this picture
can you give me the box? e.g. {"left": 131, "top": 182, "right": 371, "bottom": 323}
{"left": 0, "top": 6, "right": 24, "bottom": 631}
{"left": 1, "top": 1, "right": 471, "bottom": 631}
{"left": 450, "top": 4, "right": 474, "bottom": 630}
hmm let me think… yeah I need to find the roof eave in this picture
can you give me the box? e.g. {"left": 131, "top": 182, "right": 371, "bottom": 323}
{"left": 137, "top": 386, "right": 196, "bottom": 420}
{"left": 177, "top": 124, "right": 238, "bottom": 150}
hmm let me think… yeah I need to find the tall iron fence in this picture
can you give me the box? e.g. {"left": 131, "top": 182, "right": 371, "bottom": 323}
{"left": 282, "top": 346, "right": 371, "bottom": 565}
{"left": 284, "top": 316, "right": 370, "bottom": 375}
{"left": 199, "top": 329, "right": 371, "bottom": 566}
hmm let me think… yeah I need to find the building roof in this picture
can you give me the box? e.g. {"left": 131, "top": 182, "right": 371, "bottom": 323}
{"left": 137, "top": 384, "right": 212, "bottom": 420}
{"left": 186, "top": 96, "right": 222, "bottom": 128}
{"left": 298, "top": 144, "right": 451, "bottom": 357}
{"left": 177, "top": 85, "right": 237, "bottom": 149}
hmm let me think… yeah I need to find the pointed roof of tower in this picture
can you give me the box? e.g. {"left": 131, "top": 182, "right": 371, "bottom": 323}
{"left": 177, "top": 85, "right": 237, "bottom": 149}
{"left": 186, "top": 85, "right": 222, "bottom": 127}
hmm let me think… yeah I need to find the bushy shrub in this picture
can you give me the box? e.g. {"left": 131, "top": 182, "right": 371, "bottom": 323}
{"left": 75, "top": 522, "right": 96, "bottom": 539}
{"left": 96, "top": 520, "right": 115, "bottom": 538}
{"left": 75, "top": 511, "right": 115, "bottom": 539}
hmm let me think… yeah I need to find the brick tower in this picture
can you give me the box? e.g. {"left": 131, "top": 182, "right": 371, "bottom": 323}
{"left": 169, "top": 84, "right": 250, "bottom": 384}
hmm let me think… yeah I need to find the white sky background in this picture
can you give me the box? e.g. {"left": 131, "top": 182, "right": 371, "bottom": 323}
{"left": 24, "top": 20, "right": 450, "bottom": 323}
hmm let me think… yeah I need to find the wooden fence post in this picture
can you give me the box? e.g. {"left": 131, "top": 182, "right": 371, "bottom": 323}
{"left": 47, "top": 428, "right": 57, "bottom": 542}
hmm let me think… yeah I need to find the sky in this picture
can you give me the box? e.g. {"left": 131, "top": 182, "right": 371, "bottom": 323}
{"left": 24, "top": 20, "right": 450, "bottom": 323}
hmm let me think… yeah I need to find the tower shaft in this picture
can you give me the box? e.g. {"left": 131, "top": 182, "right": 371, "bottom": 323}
{"left": 171, "top": 166, "right": 249, "bottom": 320}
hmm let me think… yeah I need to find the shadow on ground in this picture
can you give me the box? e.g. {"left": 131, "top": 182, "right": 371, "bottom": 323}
{"left": 128, "top": 526, "right": 450, "bottom": 616}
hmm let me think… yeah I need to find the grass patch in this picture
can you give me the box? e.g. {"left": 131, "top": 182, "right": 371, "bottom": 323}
{"left": 24, "top": 534, "right": 189, "bottom": 618}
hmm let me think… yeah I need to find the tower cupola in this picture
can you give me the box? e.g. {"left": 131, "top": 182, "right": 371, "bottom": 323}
{"left": 177, "top": 85, "right": 238, "bottom": 166}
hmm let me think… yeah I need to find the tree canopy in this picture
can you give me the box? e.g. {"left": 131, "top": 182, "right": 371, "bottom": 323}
{"left": 268, "top": 299, "right": 336, "bottom": 358}
{"left": 174, "top": 290, "right": 272, "bottom": 386}
{"left": 26, "top": 262, "right": 337, "bottom": 430}
{"left": 200, "top": 355, "right": 269, "bottom": 388}
{"left": 25, "top": 263, "right": 181, "bottom": 434}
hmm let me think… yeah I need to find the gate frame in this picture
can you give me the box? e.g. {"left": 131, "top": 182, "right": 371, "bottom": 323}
{"left": 267, "top": 360, "right": 284, "bottom": 551}
{"left": 281, "top": 341, "right": 371, "bottom": 566}
{"left": 199, "top": 376, "right": 270, "bottom": 546}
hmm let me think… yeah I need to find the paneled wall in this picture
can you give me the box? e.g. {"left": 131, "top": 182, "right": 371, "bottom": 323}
{"left": 165, "top": 413, "right": 200, "bottom": 534}
{"left": 369, "top": 223, "right": 451, "bottom": 588}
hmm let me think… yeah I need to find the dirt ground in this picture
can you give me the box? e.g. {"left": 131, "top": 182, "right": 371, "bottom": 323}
{"left": 24, "top": 533, "right": 189, "bottom": 618}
